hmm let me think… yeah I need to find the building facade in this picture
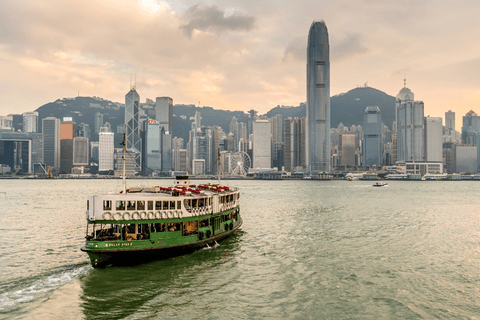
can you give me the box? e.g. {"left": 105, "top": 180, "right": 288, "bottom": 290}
{"left": 284, "top": 117, "right": 306, "bottom": 172}
{"left": 363, "top": 106, "right": 383, "bottom": 166}
{"left": 42, "top": 117, "right": 61, "bottom": 171}
{"left": 99, "top": 132, "right": 114, "bottom": 172}
{"left": 125, "top": 87, "right": 142, "bottom": 171}
{"left": 155, "top": 97, "right": 173, "bottom": 132}
{"left": 252, "top": 119, "right": 272, "bottom": 169}
{"left": 424, "top": 117, "right": 443, "bottom": 162}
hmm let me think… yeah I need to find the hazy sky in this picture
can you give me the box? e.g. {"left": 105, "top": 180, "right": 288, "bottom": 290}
{"left": 1, "top": 0, "right": 480, "bottom": 128}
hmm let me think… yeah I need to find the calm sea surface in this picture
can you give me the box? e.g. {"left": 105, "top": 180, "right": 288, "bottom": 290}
{"left": 1, "top": 179, "right": 480, "bottom": 319}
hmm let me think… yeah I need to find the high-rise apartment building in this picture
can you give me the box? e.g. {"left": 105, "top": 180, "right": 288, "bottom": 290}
{"left": 253, "top": 119, "right": 271, "bottom": 169}
{"left": 125, "top": 87, "right": 142, "bottom": 171}
{"left": 94, "top": 112, "right": 104, "bottom": 133}
{"left": 396, "top": 84, "right": 425, "bottom": 162}
{"left": 42, "top": 117, "right": 61, "bottom": 171}
{"left": 99, "top": 132, "right": 114, "bottom": 172}
{"left": 307, "top": 20, "right": 330, "bottom": 172}
{"left": 425, "top": 117, "right": 443, "bottom": 162}
{"left": 22, "top": 112, "right": 38, "bottom": 133}
{"left": 363, "top": 106, "right": 383, "bottom": 166}
{"left": 284, "top": 117, "right": 306, "bottom": 172}
{"left": 155, "top": 97, "right": 173, "bottom": 131}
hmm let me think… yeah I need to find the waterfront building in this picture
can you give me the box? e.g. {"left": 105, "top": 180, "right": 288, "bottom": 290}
{"left": 73, "top": 137, "right": 89, "bottom": 167}
{"left": 339, "top": 132, "right": 356, "bottom": 167}
{"left": 212, "top": 126, "right": 221, "bottom": 174}
{"left": 60, "top": 118, "right": 76, "bottom": 174}
{"left": 253, "top": 118, "right": 272, "bottom": 169}
{"left": 461, "top": 110, "right": 480, "bottom": 170}
{"left": 142, "top": 119, "right": 161, "bottom": 175}
{"left": 90, "top": 141, "right": 99, "bottom": 161}
{"left": 307, "top": 20, "right": 330, "bottom": 172}
{"left": 425, "top": 117, "right": 443, "bottom": 162}
{"left": 42, "top": 117, "right": 61, "bottom": 171}
{"left": 270, "top": 114, "right": 284, "bottom": 170}
{"left": 362, "top": 106, "right": 383, "bottom": 166}
{"left": 443, "top": 142, "right": 456, "bottom": 173}
{"left": 456, "top": 144, "right": 477, "bottom": 173}
{"left": 114, "top": 148, "right": 136, "bottom": 177}
{"left": 396, "top": 84, "right": 424, "bottom": 163}
{"left": 22, "top": 112, "right": 38, "bottom": 133}
{"left": 445, "top": 110, "right": 455, "bottom": 141}
{"left": 284, "top": 117, "right": 306, "bottom": 172}
{"left": 173, "top": 149, "right": 187, "bottom": 172}
{"left": 161, "top": 129, "right": 172, "bottom": 173}
{"left": 125, "top": 86, "right": 142, "bottom": 172}
{"left": 192, "top": 159, "right": 205, "bottom": 175}
{"left": 155, "top": 97, "right": 173, "bottom": 131}
{"left": 230, "top": 117, "right": 239, "bottom": 152}
{"left": 0, "top": 132, "right": 43, "bottom": 173}
{"left": 99, "top": 131, "right": 114, "bottom": 172}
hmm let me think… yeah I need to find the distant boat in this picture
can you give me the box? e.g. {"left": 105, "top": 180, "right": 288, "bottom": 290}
{"left": 373, "top": 182, "right": 388, "bottom": 187}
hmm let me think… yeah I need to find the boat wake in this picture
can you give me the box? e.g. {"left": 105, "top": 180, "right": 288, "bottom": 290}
{"left": 0, "top": 264, "right": 92, "bottom": 312}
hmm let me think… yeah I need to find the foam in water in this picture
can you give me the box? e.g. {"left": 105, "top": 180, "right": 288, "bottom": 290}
{"left": 0, "top": 264, "right": 92, "bottom": 311}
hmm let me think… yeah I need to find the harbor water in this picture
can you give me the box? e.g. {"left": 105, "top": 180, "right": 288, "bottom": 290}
{"left": 1, "top": 179, "right": 480, "bottom": 319}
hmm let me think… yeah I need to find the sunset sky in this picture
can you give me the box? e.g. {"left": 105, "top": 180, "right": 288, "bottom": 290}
{"left": 1, "top": 0, "right": 480, "bottom": 128}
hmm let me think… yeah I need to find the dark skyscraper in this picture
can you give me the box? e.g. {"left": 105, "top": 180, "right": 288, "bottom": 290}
{"left": 125, "top": 86, "right": 142, "bottom": 171}
{"left": 307, "top": 20, "right": 330, "bottom": 172}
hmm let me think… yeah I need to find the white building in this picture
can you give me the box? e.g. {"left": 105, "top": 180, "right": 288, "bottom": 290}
{"left": 0, "top": 115, "right": 13, "bottom": 130}
{"left": 22, "top": 112, "right": 38, "bottom": 133}
{"left": 425, "top": 117, "right": 443, "bottom": 162}
{"left": 253, "top": 119, "right": 272, "bottom": 169}
{"left": 99, "top": 132, "right": 114, "bottom": 172}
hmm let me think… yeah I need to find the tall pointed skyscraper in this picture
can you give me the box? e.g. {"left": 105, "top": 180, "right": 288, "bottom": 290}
{"left": 307, "top": 20, "right": 330, "bottom": 172}
{"left": 125, "top": 86, "right": 142, "bottom": 171}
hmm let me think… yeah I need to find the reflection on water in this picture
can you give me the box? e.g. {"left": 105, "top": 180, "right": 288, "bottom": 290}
{"left": 2, "top": 180, "right": 480, "bottom": 319}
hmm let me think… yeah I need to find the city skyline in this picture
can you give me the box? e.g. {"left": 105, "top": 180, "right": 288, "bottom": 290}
{"left": 1, "top": 0, "right": 480, "bottom": 130}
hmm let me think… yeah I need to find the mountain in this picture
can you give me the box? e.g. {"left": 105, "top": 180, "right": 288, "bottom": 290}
{"left": 25, "top": 86, "right": 395, "bottom": 146}
{"left": 266, "top": 87, "right": 396, "bottom": 129}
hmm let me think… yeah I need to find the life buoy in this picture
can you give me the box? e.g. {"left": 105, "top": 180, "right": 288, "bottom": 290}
{"left": 113, "top": 212, "right": 122, "bottom": 221}
{"left": 155, "top": 211, "right": 161, "bottom": 219}
{"left": 148, "top": 212, "right": 155, "bottom": 220}
{"left": 132, "top": 212, "right": 140, "bottom": 220}
{"left": 103, "top": 212, "right": 112, "bottom": 220}
{"left": 140, "top": 211, "right": 147, "bottom": 220}
{"left": 123, "top": 212, "right": 131, "bottom": 220}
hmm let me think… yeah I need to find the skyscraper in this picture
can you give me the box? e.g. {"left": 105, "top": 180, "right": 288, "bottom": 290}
{"left": 94, "top": 112, "right": 104, "bottom": 133}
{"left": 307, "top": 20, "right": 330, "bottom": 172}
{"left": 99, "top": 131, "right": 114, "bottom": 172}
{"left": 396, "top": 84, "right": 425, "bottom": 162}
{"left": 142, "top": 119, "right": 161, "bottom": 175}
{"left": 155, "top": 97, "right": 173, "bottom": 131}
{"left": 125, "top": 87, "right": 142, "bottom": 171}
{"left": 252, "top": 119, "right": 271, "bottom": 169}
{"left": 42, "top": 117, "right": 61, "bottom": 171}
{"left": 73, "top": 137, "right": 89, "bottom": 166}
{"left": 284, "top": 117, "right": 306, "bottom": 172}
{"left": 363, "top": 106, "right": 383, "bottom": 166}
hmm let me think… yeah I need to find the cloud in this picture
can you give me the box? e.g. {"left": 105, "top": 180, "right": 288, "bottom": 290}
{"left": 180, "top": 4, "right": 256, "bottom": 38}
{"left": 331, "top": 34, "right": 369, "bottom": 61}
{"left": 282, "top": 37, "right": 305, "bottom": 62}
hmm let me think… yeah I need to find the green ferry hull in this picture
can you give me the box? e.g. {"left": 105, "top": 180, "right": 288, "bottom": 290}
{"left": 81, "top": 221, "right": 242, "bottom": 268}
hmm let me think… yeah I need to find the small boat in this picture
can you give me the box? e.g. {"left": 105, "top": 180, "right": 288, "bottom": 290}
{"left": 373, "top": 182, "right": 388, "bottom": 187}
{"left": 81, "top": 135, "right": 242, "bottom": 268}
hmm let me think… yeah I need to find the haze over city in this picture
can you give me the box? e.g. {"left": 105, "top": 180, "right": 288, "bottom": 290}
{"left": 1, "top": 0, "right": 480, "bottom": 128}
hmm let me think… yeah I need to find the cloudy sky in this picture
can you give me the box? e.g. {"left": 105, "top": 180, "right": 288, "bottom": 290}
{"left": 1, "top": 0, "right": 480, "bottom": 128}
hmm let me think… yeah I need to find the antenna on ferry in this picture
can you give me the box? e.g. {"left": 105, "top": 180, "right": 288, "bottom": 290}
{"left": 121, "top": 133, "right": 126, "bottom": 193}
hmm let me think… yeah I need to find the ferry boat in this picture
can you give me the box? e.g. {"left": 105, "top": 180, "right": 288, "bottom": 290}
{"left": 81, "top": 138, "right": 242, "bottom": 268}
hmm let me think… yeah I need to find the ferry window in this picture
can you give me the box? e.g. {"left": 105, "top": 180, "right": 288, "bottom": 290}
{"left": 192, "top": 199, "right": 197, "bottom": 208}
{"left": 127, "top": 224, "right": 136, "bottom": 233}
{"left": 170, "top": 201, "right": 175, "bottom": 209}
{"left": 152, "top": 223, "right": 166, "bottom": 232}
{"left": 103, "top": 200, "right": 112, "bottom": 210}
{"left": 116, "top": 201, "right": 125, "bottom": 211}
{"left": 127, "top": 201, "right": 136, "bottom": 210}
{"left": 155, "top": 201, "right": 162, "bottom": 210}
{"left": 137, "top": 201, "right": 145, "bottom": 211}
{"left": 177, "top": 201, "right": 181, "bottom": 209}
{"left": 199, "top": 198, "right": 204, "bottom": 207}
{"left": 167, "top": 222, "right": 181, "bottom": 232}
{"left": 163, "top": 201, "right": 169, "bottom": 210}
{"left": 183, "top": 221, "right": 198, "bottom": 236}
{"left": 199, "top": 219, "right": 209, "bottom": 228}
{"left": 148, "top": 201, "right": 153, "bottom": 210}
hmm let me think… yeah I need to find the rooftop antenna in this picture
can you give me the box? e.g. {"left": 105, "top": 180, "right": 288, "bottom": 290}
{"left": 404, "top": 74, "right": 407, "bottom": 88}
